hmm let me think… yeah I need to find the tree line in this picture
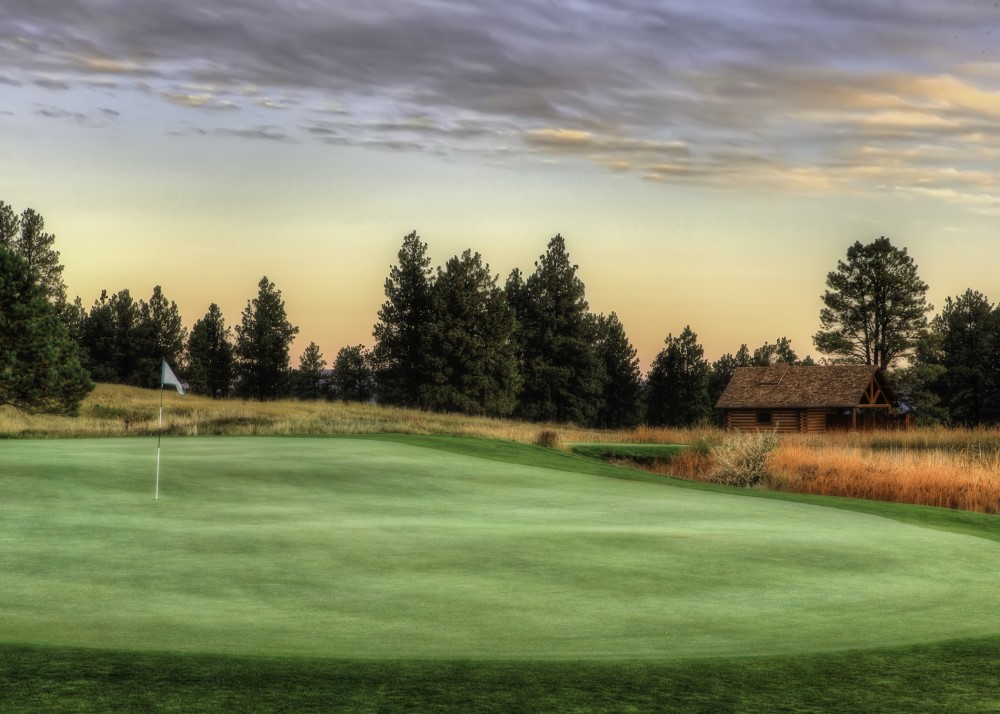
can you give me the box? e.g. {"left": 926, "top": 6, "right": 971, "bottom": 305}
{"left": 0, "top": 197, "right": 994, "bottom": 427}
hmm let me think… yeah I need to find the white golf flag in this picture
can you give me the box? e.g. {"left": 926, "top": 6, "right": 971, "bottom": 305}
{"left": 162, "top": 360, "right": 185, "bottom": 395}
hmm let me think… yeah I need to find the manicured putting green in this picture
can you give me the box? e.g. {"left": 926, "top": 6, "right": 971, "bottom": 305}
{"left": 2, "top": 436, "right": 999, "bottom": 660}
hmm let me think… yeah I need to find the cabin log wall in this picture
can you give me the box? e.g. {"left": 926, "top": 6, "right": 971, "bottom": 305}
{"left": 723, "top": 408, "right": 847, "bottom": 434}
{"left": 724, "top": 409, "right": 802, "bottom": 433}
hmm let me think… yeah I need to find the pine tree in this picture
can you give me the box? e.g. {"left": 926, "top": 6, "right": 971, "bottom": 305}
{"left": 137, "top": 285, "right": 187, "bottom": 388}
{"left": 750, "top": 337, "right": 800, "bottom": 366}
{"left": 707, "top": 344, "right": 751, "bottom": 424}
{"left": 372, "top": 231, "right": 434, "bottom": 407}
{"left": 926, "top": 290, "right": 1000, "bottom": 426}
{"left": 294, "top": 342, "right": 327, "bottom": 400}
{"left": 0, "top": 201, "right": 18, "bottom": 249}
{"left": 330, "top": 345, "right": 375, "bottom": 402}
{"left": 107, "top": 289, "right": 143, "bottom": 384}
{"left": 186, "top": 303, "right": 234, "bottom": 397}
{"left": 517, "top": 234, "right": 601, "bottom": 424}
{"left": 0, "top": 201, "right": 79, "bottom": 335}
{"left": 79, "top": 290, "right": 116, "bottom": 382}
{"left": 234, "top": 276, "right": 299, "bottom": 400}
{"left": 0, "top": 246, "right": 93, "bottom": 414}
{"left": 888, "top": 335, "right": 948, "bottom": 426}
{"left": 60, "top": 296, "right": 87, "bottom": 346}
{"left": 592, "top": 312, "right": 642, "bottom": 428}
{"left": 12, "top": 206, "right": 67, "bottom": 306}
{"left": 646, "top": 326, "right": 710, "bottom": 427}
{"left": 422, "top": 250, "right": 520, "bottom": 416}
{"left": 815, "top": 236, "right": 931, "bottom": 370}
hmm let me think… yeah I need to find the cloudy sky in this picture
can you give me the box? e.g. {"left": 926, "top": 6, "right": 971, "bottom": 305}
{"left": 2, "top": 0, "right": 999, "bottom": 370}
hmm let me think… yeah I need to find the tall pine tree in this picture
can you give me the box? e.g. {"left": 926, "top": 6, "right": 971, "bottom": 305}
{"left": 79, "top": 290, "right": 117, "bottom": 382}
{"left": 646, "top": 325, "right": 710, "bottom": 427}
{"left": 186, "top": 303, "right": 234, "bottom": 397}
{"left": 0, "top": 200, "right": 82, "bottom": 334}
{"left": 422, "top": 250, "right": 520, "bottom": 416}
{"left": 234, "top": 276, "right": 299, "bottom": 400}
{"left": 926, "top": 289, "right": 1000, "bottom": 426}
{"left": 0, "top": 245, "right": 93, "bottom": 414}
{"left": 517, "top": 234, "right": 601, "bottom": 424}
{"left": 372, "top": 231, "right": 434, "bottom": 407}
{"left": 106, "top": 289, "right": 143, "bottom": 385}
{"left": 592, "top": 312, "right": 642, "bottom": 428}
{"left": 0, "top": 202, "right": 67, "bottom": 306}
{"left": 137, "top": 285, "right": 187, "bottom": 388}
{"left": 815, "top": 236, "right": 930, "bottom": 370}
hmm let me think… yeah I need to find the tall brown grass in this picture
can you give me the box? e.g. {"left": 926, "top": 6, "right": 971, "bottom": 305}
{"left": 634, "top": 430, "right": 1000, "bottom": 514}
{"left": 766, "top": 443, "right": 1000, "bottom": 514}
{"left": 0, "top": 383, "right": 646, "bottom": 444}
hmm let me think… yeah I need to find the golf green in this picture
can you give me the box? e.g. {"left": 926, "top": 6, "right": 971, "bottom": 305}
{"left": 2, "top": 436, "right": 999, "bottom": 660}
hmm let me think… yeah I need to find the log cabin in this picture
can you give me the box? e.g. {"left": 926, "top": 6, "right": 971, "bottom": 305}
{"left": 715, "top": 365, "right": 898, "bottom": 433}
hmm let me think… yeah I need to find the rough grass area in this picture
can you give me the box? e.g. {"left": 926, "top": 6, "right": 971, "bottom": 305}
{"left": 766, "top": 441, "right": 1000, "bottom": 513}
{"left": 0, "top": 383, "right": 670, "bottom": 444}
{"left": 4, "top": 637, "right": 1000, "bottom": 713}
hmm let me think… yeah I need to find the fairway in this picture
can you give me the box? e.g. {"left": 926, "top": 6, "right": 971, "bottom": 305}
{"left": 3, "top": 436, "right": 1000, "bottom": 662}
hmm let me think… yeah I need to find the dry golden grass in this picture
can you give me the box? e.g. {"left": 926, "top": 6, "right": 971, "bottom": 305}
{"left": 634, "top": 429, "right": 1000, "bottom": 514}
{"left": 765, "top": 442, "right": 1000, "bottom": 514}
{"left": 792, "top": 424, "right": 1000, "bottom": 454}
{"left": 0, "top": 383, "right": 645, "bottom": 444}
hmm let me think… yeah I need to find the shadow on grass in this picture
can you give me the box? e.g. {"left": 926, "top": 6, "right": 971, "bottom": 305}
{"left": 3, "top": 637, "right": 999, "bottom": 713}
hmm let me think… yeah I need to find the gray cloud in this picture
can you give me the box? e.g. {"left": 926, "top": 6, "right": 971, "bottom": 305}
{"left": 34, "top": 77, "right": 70, "bottom": 90}
{"left": 35, "top": 106, "right": 76, "bottom": 119}
{"left": 1, "top": 0, "right": 998, "bottom": 207}
{"left": 34, "top": 103, "right": 119, "bottom": 128}
{"left": 217, "top": 124, "right": 292, "bottom": 142}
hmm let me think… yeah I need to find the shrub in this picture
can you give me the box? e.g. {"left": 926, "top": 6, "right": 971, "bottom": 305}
{"left": 710, "top": 431, "right": 778, "bottom": 487}
{"left": 535, "top": 429, "right": 562, "bottom": 449}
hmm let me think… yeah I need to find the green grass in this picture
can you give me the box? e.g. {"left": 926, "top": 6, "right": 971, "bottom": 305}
{"left": 4, "top": 637, "right": 1000, "bottom": 713}
{"left": 3, "top": 435, "right": 1000, "bottom": 711}
{"left": 570, "top": 441, "right": 690, "bottom": 462}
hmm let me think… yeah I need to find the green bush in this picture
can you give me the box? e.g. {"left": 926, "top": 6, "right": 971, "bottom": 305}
{"left": 709, "top": 431, "right": 778, "bottom": 487}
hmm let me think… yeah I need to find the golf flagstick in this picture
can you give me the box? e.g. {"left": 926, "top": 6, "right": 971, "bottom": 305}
{"left": 156, "top": 379, "right": 163, "bottom": 500}
{"left": 156, "top": 359, "right": 185, "bottom": 500}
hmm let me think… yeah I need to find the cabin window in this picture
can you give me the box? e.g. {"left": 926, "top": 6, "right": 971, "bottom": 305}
{"left": 757, "top": 412, "right": 772, "bottom": 425}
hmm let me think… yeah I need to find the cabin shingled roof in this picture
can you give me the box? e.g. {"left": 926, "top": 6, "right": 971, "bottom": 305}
{"left": 715, "top": 365, "right": 890, "bottom": 409}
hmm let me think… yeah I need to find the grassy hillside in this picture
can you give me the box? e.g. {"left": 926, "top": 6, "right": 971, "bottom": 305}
{"left": 0, "top": 383, "right": 667, "bottom": 443}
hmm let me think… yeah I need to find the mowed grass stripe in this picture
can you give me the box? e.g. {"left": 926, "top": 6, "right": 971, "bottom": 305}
{"left": 2, "top": 436, "right": 999, "bottom": 660}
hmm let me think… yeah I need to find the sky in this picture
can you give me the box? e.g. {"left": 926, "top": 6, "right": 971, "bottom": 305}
{"left": 1, "top": 0, "right": 999, "bottom": 371}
